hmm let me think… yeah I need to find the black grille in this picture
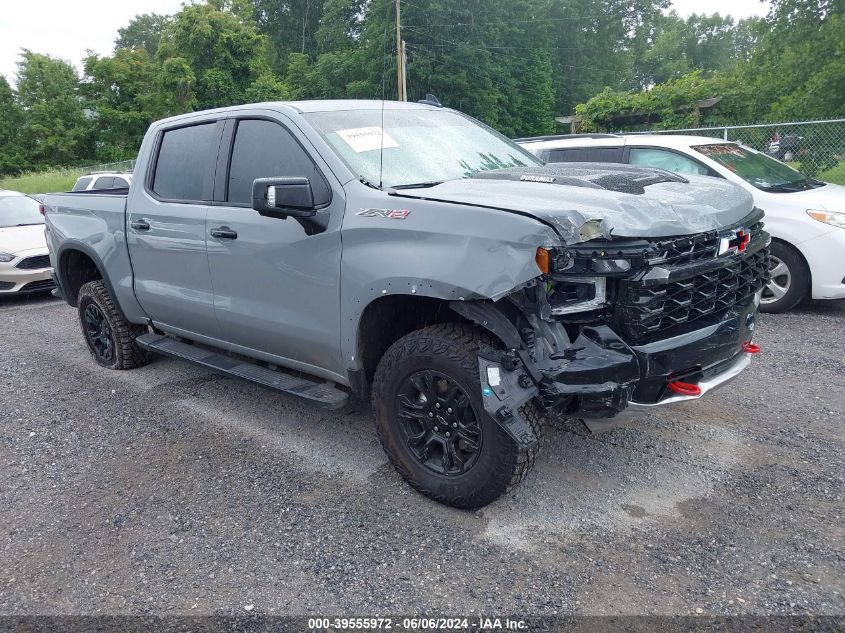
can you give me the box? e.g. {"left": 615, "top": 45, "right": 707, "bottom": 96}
{"left": 617, "top": 246, "right": 769, "bottom": 342}
{"left": 0, "top": 281, "right": 14, "bottom": 290}
{"left": 20, "top": 279, "right": 56, "bottom": 293}
{"left": 16, "top": 254, "right": 51, "bottom": 270}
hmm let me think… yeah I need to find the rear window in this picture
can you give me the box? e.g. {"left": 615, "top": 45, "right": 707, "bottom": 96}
{"left": 152, "top": 123, "right": 219, "bottom": 201}
{"left": 93, "top": 176, "right": 114, "bottom": 189}
{"left": 548, "top": 147, "right": 623, "bottom": 163}
{"left": 72, "top": 177, "right": 92, "bottom": 192}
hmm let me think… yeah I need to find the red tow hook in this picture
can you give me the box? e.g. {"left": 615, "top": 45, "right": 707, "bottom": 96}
{"left": 667, "top": 380, "right": 702, "bottom": 397}
{"left": 742, "top": 341, "right": 761, "bottom": 354}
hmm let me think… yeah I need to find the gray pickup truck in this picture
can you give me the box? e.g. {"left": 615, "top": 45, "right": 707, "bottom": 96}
{"left": 43, "top": 100, "right": 769, "bottom": 508}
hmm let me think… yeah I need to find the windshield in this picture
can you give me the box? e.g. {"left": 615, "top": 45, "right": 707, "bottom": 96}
{"left": 304, "top": 108, "right": 542, "bottom": 189}
{"left": 0, "top": 195, "right": 43, "bottom": 228}
{"left": 692, "top": 143, "right": 820, "bottom": 192}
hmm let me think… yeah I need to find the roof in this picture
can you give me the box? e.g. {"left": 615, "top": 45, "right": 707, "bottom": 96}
{"left": 150, "top": 99, "right": 445, "bottom": 128}
{"left": 285, "top": 99, "right": 442, "bottom": 113}
{"left": 517, "top": 133, "right": 734, "bottom": 151}
{"left": 0, "top": 189, "right": 25, "bottom": 197}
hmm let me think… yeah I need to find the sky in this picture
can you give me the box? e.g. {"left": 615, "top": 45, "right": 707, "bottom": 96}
{"left": 0, "top": 0, "right": 773, "bottom": 85}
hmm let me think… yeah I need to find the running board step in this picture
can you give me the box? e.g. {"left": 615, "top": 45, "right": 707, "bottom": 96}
{"left": 136, "top": 333, "right": 348, "bottom": 409}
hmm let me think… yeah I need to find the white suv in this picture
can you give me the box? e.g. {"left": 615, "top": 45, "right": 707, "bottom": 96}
{"left": 518, "top": 134, "right": 845, "bottom": 312}
{"left": 72, "top": 172, "right": 132, "bottom": 192}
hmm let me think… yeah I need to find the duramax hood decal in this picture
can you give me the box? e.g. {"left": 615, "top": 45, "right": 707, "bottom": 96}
{"left": 391, "top": 163, "right": 756, "bottom": 244}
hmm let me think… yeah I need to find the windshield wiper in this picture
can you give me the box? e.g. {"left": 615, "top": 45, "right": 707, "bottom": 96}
{"left": 390, "top": 181, "right": 445, "bottom": 190}
{"left": 759, "top": 181, "right": 813, "bottom": 192}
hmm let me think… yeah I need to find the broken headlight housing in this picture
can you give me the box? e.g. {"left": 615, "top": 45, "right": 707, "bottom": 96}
{"left": 541, "top": 243, "right": 648, "bottom": 316}
{"left": 548, "top": 277, "right": 607, "bottom": 315}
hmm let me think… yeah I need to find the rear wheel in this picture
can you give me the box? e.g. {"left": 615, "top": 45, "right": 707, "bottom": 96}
{"left": 760, "top": 241, "right": 809, "bottom": 313}
{"left": 78, "top": 280, "right": 151, "bottom": 369}
{"left": 372, "top": 323, "right": 544, "bottom": 509}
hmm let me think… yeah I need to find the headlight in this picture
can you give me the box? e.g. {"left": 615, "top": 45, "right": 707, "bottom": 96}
{"left": 806, "top": 209, "right": 845, "bottom": 229}
{"left": 0, "top": 252, "right": 15, "bottom": 263}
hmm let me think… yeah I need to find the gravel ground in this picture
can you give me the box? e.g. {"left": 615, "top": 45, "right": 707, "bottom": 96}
{"left": 0, "top": 293, "right": 843, "bottom": 616}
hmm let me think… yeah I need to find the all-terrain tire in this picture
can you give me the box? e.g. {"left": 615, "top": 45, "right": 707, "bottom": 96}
{"left": 372, "top": 322, "right": 545, "bottom": 509}
{"left": 77, "top": 280, "right": 151, "bottom": 369}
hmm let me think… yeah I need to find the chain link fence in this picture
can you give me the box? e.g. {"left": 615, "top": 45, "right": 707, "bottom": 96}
{"left": 635, "top": 118, "right": 845, "bottom": 183}
{"left": 79, "top": 159, "right": 136, "bottom": 175}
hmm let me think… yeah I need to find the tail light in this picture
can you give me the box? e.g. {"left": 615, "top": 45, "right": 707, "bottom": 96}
{"left": 39, "top": 204, "right": 46, "bottom": 216}
{"left": 741, "top": 341, "right": 761, "bottom": 354}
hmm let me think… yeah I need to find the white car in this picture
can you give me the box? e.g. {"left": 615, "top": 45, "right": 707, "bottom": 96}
{"left": 517, "top": 133, "right": 845, "bottom": 312}
{"left": 72, "top": 172, "right": 132, "bottom": 192}
{"left": 0, "top": 190, "right": 54, "bottom": 295}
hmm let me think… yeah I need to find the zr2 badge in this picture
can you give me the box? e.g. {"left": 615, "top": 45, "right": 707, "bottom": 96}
{"left": 356, "top": 208, "right": 411, "bottom": 220}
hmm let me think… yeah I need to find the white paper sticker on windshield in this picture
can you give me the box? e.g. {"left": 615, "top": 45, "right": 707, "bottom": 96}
{"left": 336, "top": 127, "right": 399, "bottom": 153}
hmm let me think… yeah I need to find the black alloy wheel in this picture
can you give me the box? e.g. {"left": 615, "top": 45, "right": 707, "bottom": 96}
{"left": 84, "top": 302, "right": 115, "bottom": 363}
{"left": 395, "top": 369, "right": 483, "bottom": 476}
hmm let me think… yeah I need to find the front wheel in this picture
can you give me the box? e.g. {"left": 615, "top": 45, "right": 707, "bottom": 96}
{"left": 78, "top": 280, "right": 151, "bottom": 369}
{"left": 372, "top": 323, "right": 544, "bottom": 509}
{"left": 760, "top": 241, "right": 809, "bottom": 313}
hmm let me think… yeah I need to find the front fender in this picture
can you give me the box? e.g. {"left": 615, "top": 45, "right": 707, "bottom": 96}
{"left": 338, "top": 196, "right": 560, "bottom": 369}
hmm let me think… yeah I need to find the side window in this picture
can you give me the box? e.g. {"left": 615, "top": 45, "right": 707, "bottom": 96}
{"left": 629, "top": 148, "right": 709, "bottom": 176}
{"left": 152, "top": 123, "right": 219, "bottom": 201}
{"left": 227, "top": 119, "right": 330, "bottom": 206}
{"left": 72, "top": 177, "right": 92, "bottom": 192}
{"left": 586, "top": 148, "right": 624, "bottom": 163}
{"left": 93, "top": 176, "right": 114, "bottom": 189}
{"left": 547, "top": 147, "right": 623, "bottom": 163}
{"left": 113, "top": 177, "right": 129, "bottom": 188}
{"left": 548, "top": 148, "right": 586, "bottom": 163}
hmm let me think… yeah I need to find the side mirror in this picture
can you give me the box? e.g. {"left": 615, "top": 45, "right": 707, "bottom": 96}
{"left": 252, "top": 177, "right": 317, "bottom": 218}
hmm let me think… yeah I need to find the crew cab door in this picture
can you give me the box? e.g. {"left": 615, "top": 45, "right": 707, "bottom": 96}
{"left": 126, "top": 119, "right": 223, "bottom": 339}
{"left": 205, "top": 115, "right": 344, "bottom": 380}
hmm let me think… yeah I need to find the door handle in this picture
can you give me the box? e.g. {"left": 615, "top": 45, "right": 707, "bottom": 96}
{"left": 130, "top": 219, "right": 151, "bottom": 231}
{"left": 210, "top": 226, "right": 238, "bottom": 240}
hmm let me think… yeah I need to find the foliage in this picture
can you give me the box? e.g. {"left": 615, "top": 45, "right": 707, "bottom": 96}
{"left": 156, "top": 3, "right": 277, "bottom": 110}
{"left": 2, "top": 0, "right": 843, "bottom": 175}
{"left": 15, "top": 51, "right": 92, "bottom": 168}
{"left": 115, "top": 13, "right": 172, "bottom": 59}
{"left": 575, "top": 0, "right": 844, "bottom": 131}
{"left": 0, "top": 76, "right": 27, "bottom": 176}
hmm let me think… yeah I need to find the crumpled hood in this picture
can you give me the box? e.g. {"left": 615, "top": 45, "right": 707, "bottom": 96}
{"left": 0, "top": 224, "right": 48, "bottom": 256}
{"left": 392, "top": 163, "right": 756, "bottom": 244}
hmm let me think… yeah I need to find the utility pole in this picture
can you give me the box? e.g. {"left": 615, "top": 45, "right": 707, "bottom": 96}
{"left": 401, "top": 39, "right": 408, "bottom": 102}
{"left": 395, "top": 0, "right": 406, "bottom": 101}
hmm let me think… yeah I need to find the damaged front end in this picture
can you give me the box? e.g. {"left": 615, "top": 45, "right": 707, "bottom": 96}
{"left": 453, "top": 210, "right": 771, "bottom": 442}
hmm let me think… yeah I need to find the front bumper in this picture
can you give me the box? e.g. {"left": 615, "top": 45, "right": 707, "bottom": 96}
{"left": 800, "top": 227, "right": 845, "bottom": 300}
{"left": 0, "top": 258, "right": 54, "bottom": 294}
{"left": 592, "top": 351, "right": 751, "bottom": 429}
{"left": 535, "top": 286, "right": 761, "bottom": 432}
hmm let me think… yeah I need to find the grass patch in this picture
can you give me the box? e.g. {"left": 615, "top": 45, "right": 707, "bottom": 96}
{"left": 817, "top": 161, "right": 845, "bottom": 185}
{"left": 0, "top": 168, "right": 83, "bottom": 194}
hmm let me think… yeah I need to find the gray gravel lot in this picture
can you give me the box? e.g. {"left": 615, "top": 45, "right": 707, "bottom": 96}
{"left": 0, "top": 294, "right": 843, "bottom": 616}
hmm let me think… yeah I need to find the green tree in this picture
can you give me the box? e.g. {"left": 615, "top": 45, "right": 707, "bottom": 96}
{"left": 0, "top": 76, "right": 27, "bottom": 176}
{"left": 82, "top": 49, "right": 158, "bottom": 161}
{"left": 15, "top": 50, "right": 92, "bottom": 168}
{"left": 156, "top": 2, "right": 281, "bottom": 110}
{"left": 115, "top": 13, "right": 172, "bottom": 59}
{"left": 253, "top": 0, "right": 327, "bottom": 71}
